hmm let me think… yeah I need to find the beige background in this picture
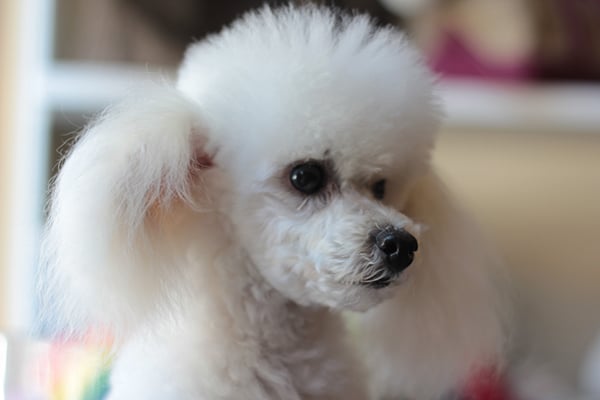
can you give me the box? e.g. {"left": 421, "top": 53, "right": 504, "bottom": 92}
{"left": 434, "top": 127, "right": 600, "bottom": 384}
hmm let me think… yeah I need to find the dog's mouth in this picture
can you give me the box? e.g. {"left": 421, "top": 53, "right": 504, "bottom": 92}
{"left": 356, "top": 268, "right": 400, "bottom": 289}
{"left": 362, "top": 276, "right": 394, "bottom": 289}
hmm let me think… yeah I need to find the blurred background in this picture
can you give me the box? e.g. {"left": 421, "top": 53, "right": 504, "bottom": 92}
{"left": 1, "top": 0, "right": 599, "bottom": 399}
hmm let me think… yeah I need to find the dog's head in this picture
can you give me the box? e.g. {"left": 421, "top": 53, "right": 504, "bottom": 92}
{"left": 43, "top": 6, "right": 440, "bottom": 331}
{"left": 175, "top": 6, "right": 439, "bottom": 310}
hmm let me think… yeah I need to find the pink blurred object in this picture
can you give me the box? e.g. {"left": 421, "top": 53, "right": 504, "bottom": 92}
{"left": 462, "top": 367, "right": 517, "bottom": 400}
{"left": 408, "top": 0, "right": 600, "bottom": 82}
{"left": 430, "top": 31, "right": 535, "bottom": 81}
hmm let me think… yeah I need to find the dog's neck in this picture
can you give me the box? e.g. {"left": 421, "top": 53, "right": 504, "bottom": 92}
{"left": 198, "top": 245, "right": 361, "bottom": 398}
{"left": 219, "top": 246, "right": 336, "bottom": 349}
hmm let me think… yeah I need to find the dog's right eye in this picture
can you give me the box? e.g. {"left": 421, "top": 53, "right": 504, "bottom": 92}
{"left": 290, "top": 162, "right": 326, "bottom": 195}
{"left": 372, "top": 179, "right": 386, "bottom": 200}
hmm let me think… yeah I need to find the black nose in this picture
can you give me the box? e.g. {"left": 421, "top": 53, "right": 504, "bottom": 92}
{"left": 374, "top": 227, "right": 418, "bottom": 273}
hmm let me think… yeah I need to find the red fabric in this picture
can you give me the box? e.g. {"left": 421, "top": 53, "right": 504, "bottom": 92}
{"left": 463, "top": 368, "right": 515, "bottom": 400}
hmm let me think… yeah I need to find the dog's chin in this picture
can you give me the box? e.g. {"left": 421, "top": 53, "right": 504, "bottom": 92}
{"left": 357, "top": 271, "right": 398, "bottom": 289}
{"left": 355, "top": 265, "right": 407, "bottom": 290}
{"left": 332, "top": 277, "right": 403, "bottom": 312}
{"left": 361, "top": 276, "right": 395, "bottom": 289}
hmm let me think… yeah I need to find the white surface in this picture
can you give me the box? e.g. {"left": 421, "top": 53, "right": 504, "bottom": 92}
{"left": 439, "top": 79, "right": 600, "bottom": 133}
{"left": 47, "top": 62, "right": 174, "bottom": 115}
{"left": 46, "top": 64, "right": 600, "bottom": 133}
{"left": 7, "top": 0, "right": 54, "bottom": 332}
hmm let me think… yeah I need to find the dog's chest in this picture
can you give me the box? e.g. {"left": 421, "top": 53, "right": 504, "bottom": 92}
{"left": 249, "top": 307, "right": 363, "bottom": 399}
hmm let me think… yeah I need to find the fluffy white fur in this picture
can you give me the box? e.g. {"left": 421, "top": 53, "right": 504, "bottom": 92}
{"left": 42, "top": 5, "right": 506, "bottom": 400}
{"left": 355, "top": 174, "right": 508, "bottom": 399}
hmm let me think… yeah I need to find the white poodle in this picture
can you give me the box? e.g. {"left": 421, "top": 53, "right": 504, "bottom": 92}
{"left": 42, "top": 5, "right": 507, "bottom": 400}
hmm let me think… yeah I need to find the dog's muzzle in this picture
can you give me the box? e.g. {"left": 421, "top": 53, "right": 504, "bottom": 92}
{"left": 364, "top": 226, "right": 418, "bottom": 288}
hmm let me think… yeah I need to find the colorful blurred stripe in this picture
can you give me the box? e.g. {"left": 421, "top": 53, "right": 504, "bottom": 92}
{"left": 24, "top": 332, "right": 113, "bottom": 400}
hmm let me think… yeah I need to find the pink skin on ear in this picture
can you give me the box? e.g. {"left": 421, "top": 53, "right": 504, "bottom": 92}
{"left": 189, "top": 149, "right": 214, "bottom": 177}
{"left": 146, "top": 141, "right": 214, "bottom": 223}
{"left": 188, "top": 132, "right": 214, "bottom": 178}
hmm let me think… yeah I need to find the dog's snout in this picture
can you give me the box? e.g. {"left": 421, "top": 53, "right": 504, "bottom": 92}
{"left": 374, "top": 227, "right": 418, "bottom": 273}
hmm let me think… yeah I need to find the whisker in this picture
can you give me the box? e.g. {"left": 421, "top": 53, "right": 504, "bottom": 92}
{"left": 296, "top": 197, "right": 309, "bottom": 211}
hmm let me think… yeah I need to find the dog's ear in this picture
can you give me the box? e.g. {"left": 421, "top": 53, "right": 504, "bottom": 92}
{"left": 42, "top": 87, "right": 217, "bottom": 336}
{"left": 358, "top": 172, "right": 509, "bottom": 399}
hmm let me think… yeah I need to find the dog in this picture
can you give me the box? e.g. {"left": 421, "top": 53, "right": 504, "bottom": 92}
{"left": 42, "top": 5, "right": 507, "bottom": 399}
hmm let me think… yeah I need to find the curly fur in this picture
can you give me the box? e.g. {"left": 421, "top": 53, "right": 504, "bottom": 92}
{"left": 41, "top": 5, "right": 506, "bottom": 399}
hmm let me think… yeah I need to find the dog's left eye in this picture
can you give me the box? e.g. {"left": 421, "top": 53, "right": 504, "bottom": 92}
{"left": 290, "top": 162, "right": 326, "bottom": 195}
{"left": 372, "top": 179, "right": 386, "bottom": 200}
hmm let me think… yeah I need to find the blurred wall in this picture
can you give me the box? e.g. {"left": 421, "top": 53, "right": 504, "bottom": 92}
{"left": 0, "top": 0, "right": 20, "bottom": 328}
{"left": 434, "top": 127, "right": 600, "bottom": 385}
